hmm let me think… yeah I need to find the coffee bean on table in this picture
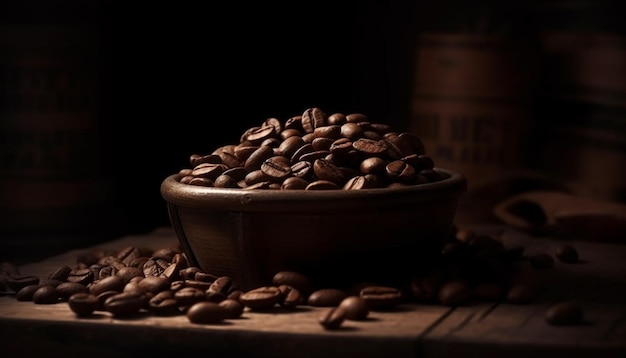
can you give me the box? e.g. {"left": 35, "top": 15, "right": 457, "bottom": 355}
{"left": 32, "top": 285, "right": 60, "bottom": 304}
{"left": 272, "top": 271, "right": 315, "bottom": 295}
{"left": 360, "top": 286, "right": 402, "bottom": 310}
{"left": 55, "top": 282, "right": 90, "bottom": 300}
{"left": 103, "top": 292, "right": 145, "bottom": 317}
{"left": 318, "top": 307, "right": 347, "bottom": 330}
{"left": 15, "top": 284, "right": 41, "bottom": 301}
{"left": 555, "top": 244, "right": 579, "bottom": 263}
{"left": 337, "top": 296, "right": 370, "bottom": 320}
{"left": 437, "top": 280, "right": 471, "bottom": 306}
{"left": 187, "top": 301, "right": 228, "bottom": 324}
{"left": 68, "top": 293, "right": 99, "bottom": 317}
{"left": 239, "top": 286, "right": 283, "bottom": 311}
{"left": 147, "top": 290, "right": 180, "bottom": 316}
{"left": 308, "top": 288, "right": 348, "bottom": 307}
{"left": 218, "top": 298, "right": 245, "bottom": 319}
{"left": 545, "top": 300, "right": 584, "bottom": 325}
{"left": 5, "top": 275, "right": 40, "bottom": 292}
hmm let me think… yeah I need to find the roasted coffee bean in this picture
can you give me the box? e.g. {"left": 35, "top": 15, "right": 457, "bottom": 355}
{"left": 96, "top": 291, "right": 119, "bottom": 311}
{"left": 16, "top": 284, "right": 41, "bottom": 301}
{"left": 555, "top": 244, "right": 579, "bottom": 263}
{"left": 89, "top": 275, "right": 125, "bottom": 296}
{"left": 306, "top": 180, "right": 340, "bottom": 190}
{"left": 5, "top": 275, "right": 40, "bottom": 292}
{"left": 409, "top": 271, "right": 444, "bottom": 303}
{"left": 187, "top": 301, "right": 228, "bottom": 324}
{"left": 103, "top": 292, "right": 145, "bottom": 317}
{"left": 194, "top": 271, "right": 219, "bottom": 283}
{"left": 68, "top": 292, "right": 99, "bottom": 317}
{"left": 137, "top": 276, "right": 170, "bottom": 294}
{"left": 545, "top": 301, "right": 584, "bottom": 325}
{"left": 337, "top": 296, "right": 370, "bottom": 320}
{"left": 318, "top": 307, "right": 346, "bottom": 330}
{"left": 208, "top": 276, "right": 235, "bottom": 295}
{"left": 67, "top": 268, "right": 95, "bottom": 285}
{"left": 272, "top": 271, "right": 315, "bottom": 295}
{"left": 277, "top": 284, "right": 303, "bottom": 309}
{"left": 116, "top": 246, "right": 144, "bottom": 265}
{"left": 56, "top": 282, "right": 90, "bottom": 300}
{"left": 148, "top": 290, "right": 180, "bottom": 316}
{"left": 438, "top": 280, "right": 472, "bottom": 306}
{"left": 143, "top": 257, "right": 170, "bottom": 277}
{"left": 506, "top": 282, "right": 538, "bottom": 304}
{"left": 32, "top": 285, "right": 60, "bottom": 304}
{"left": 360, "top": 286, "right": 402, "bottom": 310}
{"left": 48, "top": 265, "right": 72, "bottom": 281}
{"left": 115, "top": 266, "right": 144, "bottom": 284}
{"left": 174, "top": 287, "right": 207, "bottom": 307}
{"left": 239, "top": 286, "right": 283, "bottom": 311}
{"left": 219, "top": 298, "right": 245, "bottom": 319}
{"left": 308, "top": 288, "right": 348, "bottom": 307}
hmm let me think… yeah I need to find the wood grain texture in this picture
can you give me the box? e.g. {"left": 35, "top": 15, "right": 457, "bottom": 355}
{"left": 1, "top": 226, "right": 625, "bottom": 358}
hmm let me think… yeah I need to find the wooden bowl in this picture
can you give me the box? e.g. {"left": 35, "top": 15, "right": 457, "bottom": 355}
{"left": 161, "top": 168, "right": 466, "bottom": 291}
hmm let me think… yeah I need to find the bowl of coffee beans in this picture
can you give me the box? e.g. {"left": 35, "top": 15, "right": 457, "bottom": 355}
{"left": 161, "top": 107, "right": 467, "bottom": 291}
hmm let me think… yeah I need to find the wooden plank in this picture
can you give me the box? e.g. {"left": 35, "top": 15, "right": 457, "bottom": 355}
{"left": 421, "top": 226, "right": 626, "bottom": 358}
{"left": 0, "top": 227, "right": 450, "bottom": 358}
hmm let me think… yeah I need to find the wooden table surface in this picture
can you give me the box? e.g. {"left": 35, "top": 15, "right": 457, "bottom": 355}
{"left": 1, "top": 226, "right": 625, "bottom": 358}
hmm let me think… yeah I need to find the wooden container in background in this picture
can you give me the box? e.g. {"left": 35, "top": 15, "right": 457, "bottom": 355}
{"left": 409, "top": 33, "right": 540, "bottom": 193}
{"left": 533, "top": 31, "right": 626, "bottom": 203}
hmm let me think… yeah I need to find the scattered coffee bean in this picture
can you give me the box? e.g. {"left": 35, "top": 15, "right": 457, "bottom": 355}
{"left": 318, "top": 307, "right": 347, "bottom": 330}
{"left": 68, "top": 293, "right": 99, "bottom": 317}
{"left": 545, "top": 301, "right": 584, "bottom": 325}
{"left": 555, "top": 244, "right": 579, "bottom": 263}
{"left": 337, "top": 296, "right": 370, "bottom": 320}
{"left": 187, "top": 301, "right": 227, "bottom": 324}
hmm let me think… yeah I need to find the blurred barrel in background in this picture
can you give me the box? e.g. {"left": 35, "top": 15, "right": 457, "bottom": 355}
{"left": 409, "top": 32, "right": 540, "bottom": 192}
{"left": 530, "top": 0, "right": 626, "bottom": 203}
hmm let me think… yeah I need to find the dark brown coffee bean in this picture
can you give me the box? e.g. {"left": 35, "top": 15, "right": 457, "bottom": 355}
{"left": 239, "top": 286, "right": 283, "bottom": 311}
{"left": 187, "top": 301, "right": 228, "bottom": 324}
{"left": 277, "top": 284, "right": 303, "bottom": 309}
{"left": 337, "top": 296, "right": 369, "bottom": 320}
{"left": 5, "top": 275, "right": 40, "bottom": 292}
{"left": 95, "top": 290, "right": 119, "bottom": 311}
{"left": 219, "top": 298, "right": 245, "bottom": 319}
{"left": 143, "top": 257, "right": 170, "bottom": 277}
{"left": 148, "top": 290, "right": 180, "bottom": 316}
{"left": 174, "top": 287, "right": 207, "bottom": 307}
{"left": 137, "top": 276, "right": 170, "bottom": 294}
{"left": 67, "top": 268, "right": 95, "bottom": 285}
{"left": 208, "top": 276, "right": 235, "bottom": 295}
{"left": 385, "top": 160, "right": 416, "bottom": 183}
{"left": 343, "top": 175, "right": 378, "bottom": 190}
{"left": 545, "top": 301, "right": 584, "bottom": 325}
{"left": 272, "top": 271, "right": 315, "bottom": 294}
{"left": 281, "top": 176, "right": 310, "bottom": 190}
{"left": 115, "top": 266, "right": 144, "bottom": 284}
{"left": 261, "top": 157, "right": 292, "bottom": 181}
{"left": 308, "top": 288, "right": 348, "bottom": 307}
{"left": 360, "top": 286, "right": 402, "bottom": 310}
{"left": 32, "top": 285, "right": 60, "bottom": 304}
{"left": 15, "top": 284, "right": 41, "bottom": 301}
{"left": 313, "top": 158, "right": 346, "bottom": 185}
{"left": 318, "top": 307, "right": 346, "bottom": 330}
{"left": 68, "top": 292, "right": 99, "bottom": 317}
{"left": 103, "top": 292, "right": 145, "bottom": 317}
{"left": 56, "top": 282, "right": 90, "bottom": 300}
{"left": 437, "top": 280, "right": 471, "bottom": 306}
{"left": 90, "top": 275, "right": 125, "bottom": 296}
{"left": 302, "top": 107, "right": 327, "bottom": 133}
{"left": 555, "top": 244, "right": 579, "bottom": 263}
{"left": 506, "top": 282, "right": 538, "bottom": 304}
{"left": 48, "top": 265, "right": 72, "bottom": 281}
{"left": 244, "top": 145, "right": 274, "bottom": 172}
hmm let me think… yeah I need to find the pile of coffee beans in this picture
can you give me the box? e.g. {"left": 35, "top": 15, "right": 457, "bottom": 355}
{"left": 176, "top": 107, "right": 443, "bottom": 190}
{"left": 0, "top": 226, "right": 584, "bottom": 329}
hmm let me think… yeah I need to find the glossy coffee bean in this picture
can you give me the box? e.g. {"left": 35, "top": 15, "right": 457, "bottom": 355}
{"left": 272, "top": 271, "right": 315, "bottom": 295}
{"left": 56, "top": 282, "right": 90, "bottom": 300}
{"left": 68, "top": 293, "right": 99, "bottom": 317}
{"left": 308, "top": 288, "right": 348, "bottom": 307}
{"left": 103, "top": 292, "right": 145, "bottom": 317}
{"left": 187, "top": 301, "right": 228, "bottom": 324}
{"left": 337, "top": 296, "right": 369, "bottom": 320}
{"left": 15, "top": 284, "right": 41, "bottom": 301}
{"left": 239, "top": 286, "right": 283, "bottom": 311}
{"left": 32, "top": 285, "right": 60, "bottom": 304}
{"left": 545, "top": 301, "right": 584, "bottom": 325}
{"left": 318, "top": 307, "right": 346, "bottom": 330}
{"left": 360, "top": 286, "right": 402, "bottom": 310}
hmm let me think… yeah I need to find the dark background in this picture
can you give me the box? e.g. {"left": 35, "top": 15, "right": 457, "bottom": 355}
{"left": 1, "top": 0, "right": 625, "bottom": 261}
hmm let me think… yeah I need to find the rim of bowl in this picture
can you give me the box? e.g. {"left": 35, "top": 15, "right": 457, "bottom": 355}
{"left": 161, "top": 168, "right": 467, "bottom": 212}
